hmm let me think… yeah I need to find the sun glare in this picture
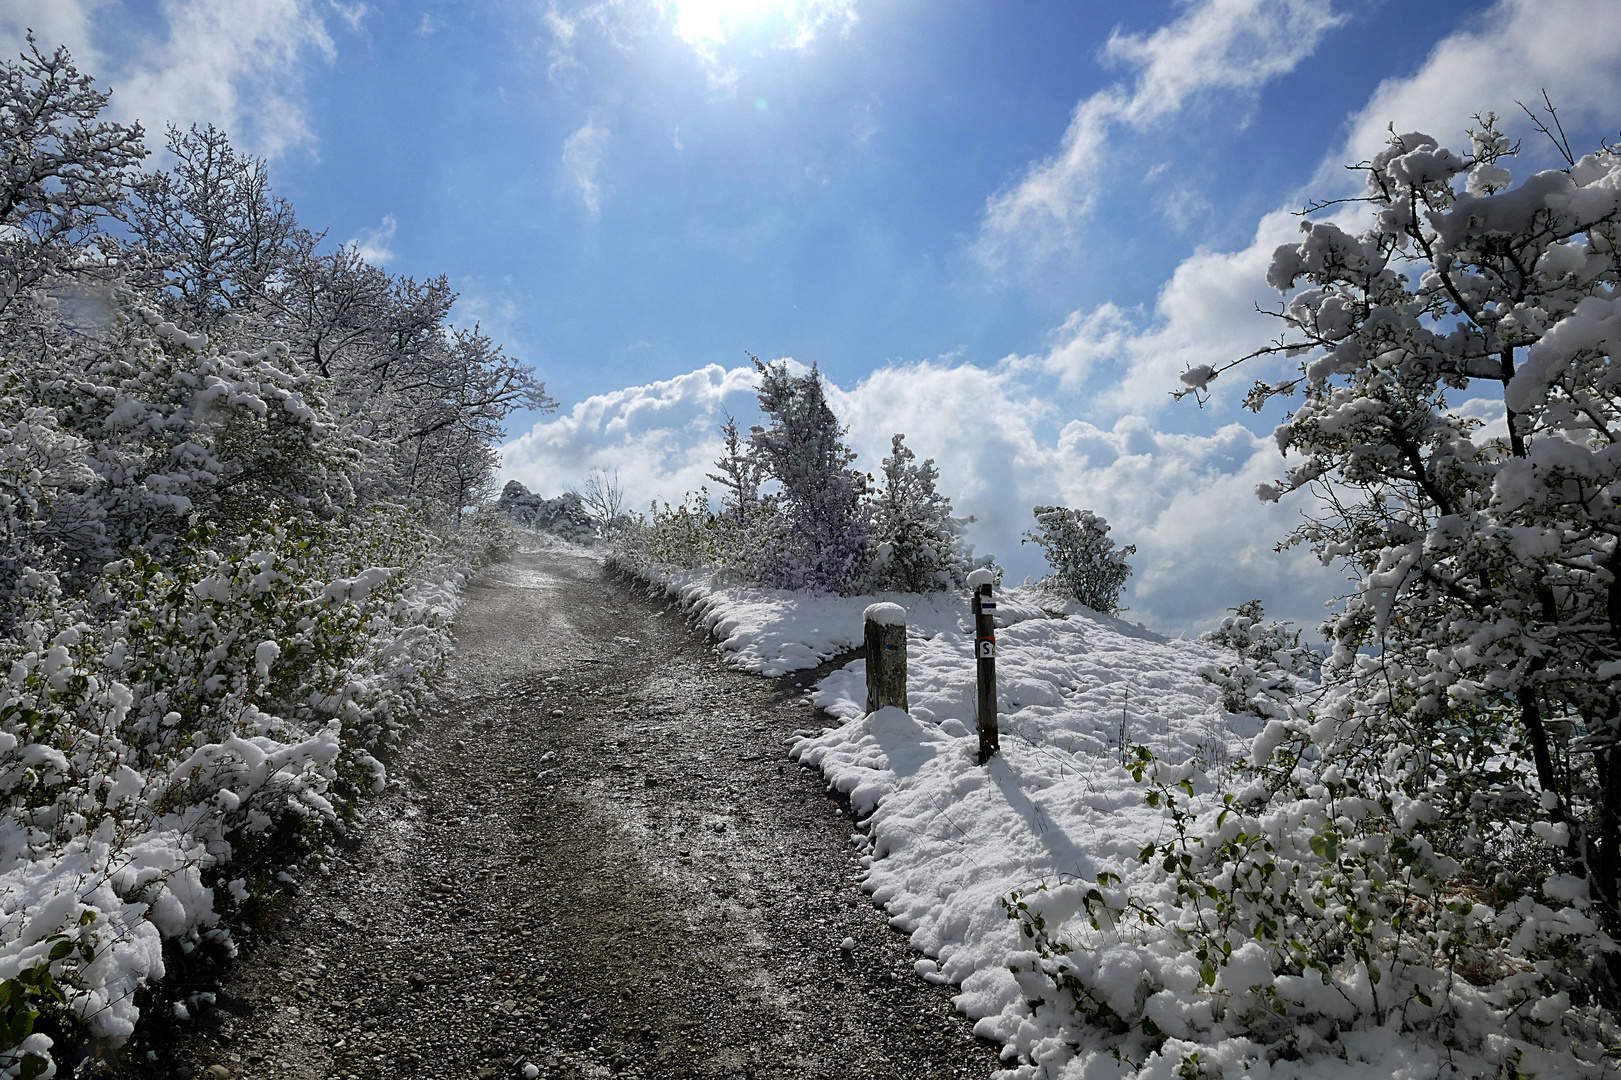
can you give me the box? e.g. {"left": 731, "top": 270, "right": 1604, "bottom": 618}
{"left": 666, "top": 0, "right": 855, "bottom": 47}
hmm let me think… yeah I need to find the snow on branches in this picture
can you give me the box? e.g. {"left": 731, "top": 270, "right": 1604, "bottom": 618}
{"left": 1023, "top": 505, "right": 1135, "bottom": 614}
{"left": 0, "top": 40, "right": 528, "bottom": 1074}
{"left": 747, "top": 357, "right": 871, "bottom": 594}
{"left": 1040, "top": 108, "right": 1621, "bottom": 1078}
{"left": 858, "top": 433, "right": 975, "bottom": 593}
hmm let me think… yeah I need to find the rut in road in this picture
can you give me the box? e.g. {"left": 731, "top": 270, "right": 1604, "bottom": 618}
{"left": 133, "top": 548, "right": 1005, "bottom": 1080}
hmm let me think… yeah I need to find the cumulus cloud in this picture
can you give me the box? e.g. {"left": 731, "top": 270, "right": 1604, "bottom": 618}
{"left": 0, "top": 0, "right": 336, "bottom": 159}
{"left": 1023, "top": 0, "right": 1621, "bottom": 417}
{"left": 1012, "top": 209, "right": 1300, "bottom": 415}
{"left": 501, "top": 364, "right": 763, "bottom": 508}
{"left": 977, "top": 0, "right": 1342, "bottom": 267}
{"left": 347, "top": 213, "right": 396, "bottom": 265}
{"left": 1330, "top": 0, "right": 1621, "bottom": 186}
{"left": 563, "top": 118, "right": 612, "bottom": 217}
{"left": 499, "top": 360, "right": 1343, "bottom": 635}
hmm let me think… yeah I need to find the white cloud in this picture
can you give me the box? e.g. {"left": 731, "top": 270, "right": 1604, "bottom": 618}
{"left": 666, "top": 0, "right": 857, "bottom": 50}
{"left": 1014, "top": 209, "right": 1300, "bottom": 416}
{"left": 347, "top": 213, "right": 396, "bottom": 265}
{"left": 499, "top": 359, "right": 1343, "bottom": 634}
{"left": 563, "top": 118, "right": 612, "bottom": 216}
{"left": 0, "top": 0, "right": 336, "bottom": 160}
{"left": 1026, "top": 0, "right": 1621, "bottom": 417}
{"left": 0, "top": 0, "right": 109, "bottom": 74}
{"left": 1325, "top": 0, "right": 1621, "bottom": 190}
{"left": 501, "top": 363, "right": 763, "bottom": 508}
{"left": 978, "top": 0, "right": 1342, "bottom": 267}
{"left": 329, "top": 1, "right": 367, "bottom": 34}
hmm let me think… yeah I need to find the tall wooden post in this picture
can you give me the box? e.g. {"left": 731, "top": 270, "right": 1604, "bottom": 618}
{"left": 863, "top": 603, "right": 908, "bottom": 713}
{"left": 970, "top": 575, "right": 999, "bottom": 764}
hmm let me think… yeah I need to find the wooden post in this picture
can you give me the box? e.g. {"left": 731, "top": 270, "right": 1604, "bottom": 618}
{"left": 969, "top": 571, "right": 999, "bottom": 764}
{"left": 862, "top": 603, "right": 908, "bottom": 713}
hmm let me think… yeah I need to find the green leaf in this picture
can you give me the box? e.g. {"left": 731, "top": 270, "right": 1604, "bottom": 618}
{"left": 2, "top": 1011, "right": 35, "bottom": 1049}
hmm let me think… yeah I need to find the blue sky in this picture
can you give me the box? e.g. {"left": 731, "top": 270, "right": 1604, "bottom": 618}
{"left": 8, "top": 0, "right": 1621, "bottom": 632}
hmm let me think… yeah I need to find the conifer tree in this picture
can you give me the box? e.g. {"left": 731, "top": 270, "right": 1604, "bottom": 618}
{"left": 748, "top": 356, "right": 869, "bottom": 592}
{"left": 862, "top": 433, "right": 971, "bottom": 592}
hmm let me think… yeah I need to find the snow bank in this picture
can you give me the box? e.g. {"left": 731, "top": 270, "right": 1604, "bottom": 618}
{"left": 629, "top": 562, "right": 1265, "bottom": 1076}
{"left": 629, "top": 561, "right": 1602, "bottom": 1079}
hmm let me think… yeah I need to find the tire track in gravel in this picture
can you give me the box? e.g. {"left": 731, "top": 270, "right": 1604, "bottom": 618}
{"left": 133, "top": 549, "right": 1004, "bottom": 1080}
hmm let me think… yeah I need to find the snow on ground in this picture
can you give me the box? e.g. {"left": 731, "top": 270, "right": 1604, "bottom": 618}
{"left": 625, "top": 564, "right": 1529, "bottom": 1079}
{"left": 629, "top": 565, "right": 1287, "bottom": 1076}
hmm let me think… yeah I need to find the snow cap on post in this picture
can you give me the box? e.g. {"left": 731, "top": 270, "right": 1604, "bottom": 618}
{"left": 966, "top": 568, "right": 996, "bottom": 591}
{"left": 863, "top": 601, "right": 907, "bottom": 627}
{"left": 863, "top": 604, "right": 908, "bottom": 713}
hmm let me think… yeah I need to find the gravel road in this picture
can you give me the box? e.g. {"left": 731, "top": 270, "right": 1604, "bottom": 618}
{"left": 126, "top": 549, "right": 1004, "bottom": 1080}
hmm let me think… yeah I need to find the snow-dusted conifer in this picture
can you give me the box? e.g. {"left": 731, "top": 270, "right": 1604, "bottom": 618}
{"left": 860, "top": 433, "right": 971, "bottom": 593}
{"left": 1023, "top": 506, "right": 1134, "bottom": 614}
{"left": 748, "top": 357, "right": 869, "bottom": 593}
{"left": 706, "top": 413, "right": 762, "bottom": 523}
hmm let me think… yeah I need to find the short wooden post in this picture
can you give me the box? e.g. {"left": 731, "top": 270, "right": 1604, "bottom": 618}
{"left": 968, "top": 570, "right": 999, "bottom": 764}
{"left": 863, "top": 603, "right": 908, "bottom": 713}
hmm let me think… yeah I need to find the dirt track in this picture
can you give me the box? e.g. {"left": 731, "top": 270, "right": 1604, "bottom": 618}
{"left": 129, "top": 549, "right": 1004, "bottom": 1080}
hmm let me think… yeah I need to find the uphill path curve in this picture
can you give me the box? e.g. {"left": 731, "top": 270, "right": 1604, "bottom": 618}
{"left": 131, "top": 547, "right": 1005, "bottom": 1080}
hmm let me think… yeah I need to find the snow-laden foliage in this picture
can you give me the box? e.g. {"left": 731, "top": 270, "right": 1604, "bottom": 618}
{"left": 706, "top": 413, "right": 763, "bottom": 524}
{"left": 1195, "top": 601, "right": 1316, "bottom": 720}
{"left": 1023, "top": 506, "right": 1135, "bottom": 615}
{"left": 616, "top": 358, "right": 879, "bottom": 593}
{"left": 495, "top": 481, "right": 596, "bottom": 545}
{"left": 0, "top": 42, "right": 534, "bottom": 1075}
{"left": 999, "top": 113, "right": 1621, "bottom": 1079}
{"left": 748, "top": 358, "right": 871, "bottom": 593}
{"left": 857, "top": 434, "right": 977, "bottom": 593}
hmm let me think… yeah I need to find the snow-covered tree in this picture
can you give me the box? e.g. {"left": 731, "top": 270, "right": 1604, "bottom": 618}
{"left": 0, "top": 42, "right": 542, "bottom": 1073}
{"left": 0, "top": 37, "right": 146, "bottom": 324}
{"left": 859, "top": 433, "right": 972, "bottom": 592}
{"left": 1208, "top": 112, "right": 1621, "bottom": 938}
{"left": 1023, "top": 506, "right": 1134, "bottom": 614}
{"left": 130, "top": 124, "right": 297, "bottom": 329}
{"left": 706, "top": 413, "right": 762, "bottom": 523}
{"left": 1196, "top": 600, "right": 1315, "bottom": 719}
{"left": 1043, "top": 110, "right": 1621, "bottom": 1071}
{"left": 748, "top": 357, "right": 869, "bottom": 593}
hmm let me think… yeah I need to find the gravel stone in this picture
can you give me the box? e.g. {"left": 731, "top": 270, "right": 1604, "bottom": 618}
{"left": 122, "top": 551, "right": 1002, "bottom": 1079}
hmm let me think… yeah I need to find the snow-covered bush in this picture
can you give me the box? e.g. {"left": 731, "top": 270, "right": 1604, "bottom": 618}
{"left": 0, "top": 42, "right": 530, "bottom": 1073}
{"left": 1004, "top": 728, "right": 1615, "bottom": 1079}
{"left": 1022, "top": 506, "right": 1135, "bottom": 614}
{"left": 857, "top": 434, "right": 976, "bottom": 593}
{"left": 1195, "top": 601, "right": 1315, "bottom": 719}
{"left": 612, "top": 488, "right": 771, "bottom": 585}
{"left": 998, "top": 110, "right": 1621, "bottom": 1080}
{"left": 748, "top": 358, "right": 870, "bottom": 593}
{"left": 496, "top": 481, "right": 596, "bottom": 545}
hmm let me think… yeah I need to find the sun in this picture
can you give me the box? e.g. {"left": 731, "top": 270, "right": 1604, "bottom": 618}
{"left": 666, "top": 0, "right": 855, "bottom": 48}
